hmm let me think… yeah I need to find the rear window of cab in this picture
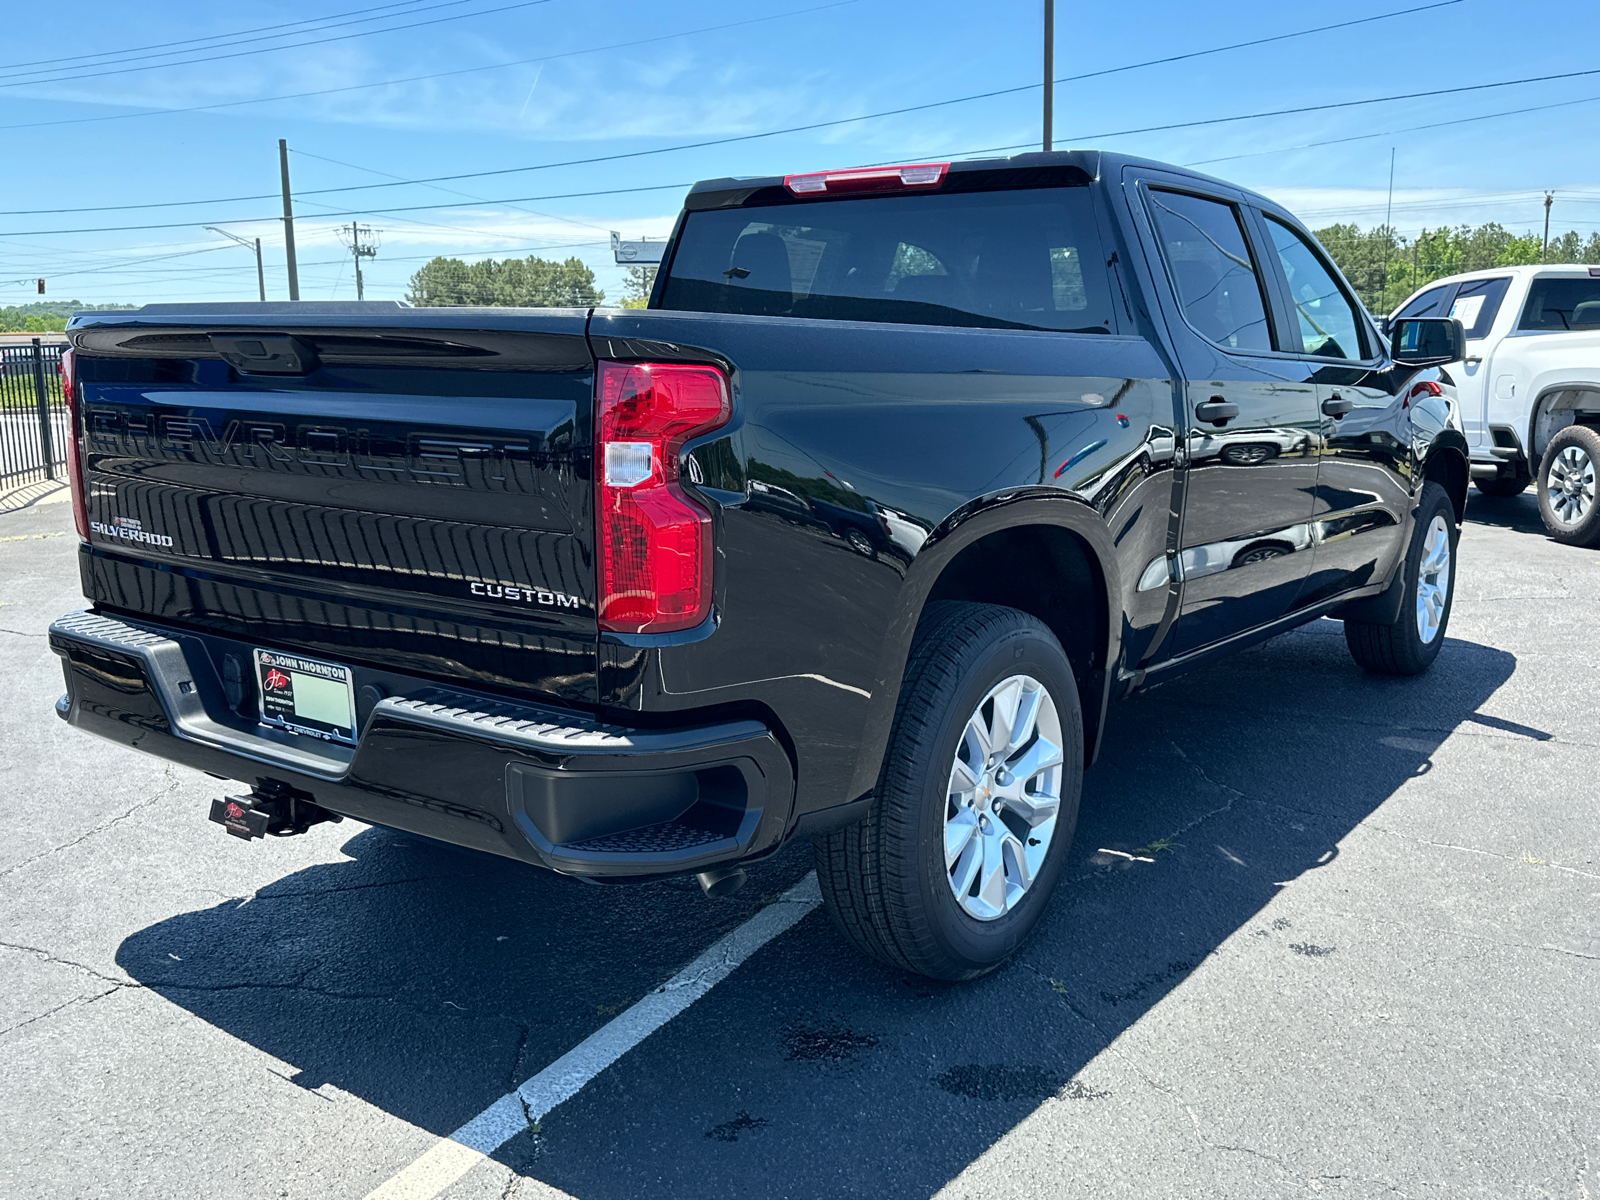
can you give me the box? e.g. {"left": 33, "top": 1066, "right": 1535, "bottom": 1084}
{"left": 659, "top": 187, "right": 1118, "bottom": 334}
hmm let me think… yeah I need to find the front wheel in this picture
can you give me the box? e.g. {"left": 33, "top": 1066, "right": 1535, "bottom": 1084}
{"left": 1344, "top": 481, "right": 1457, "bottom": 675}
{"left": 1537, "top": 425, "right": 1600, "bottom": 547}
{"left": 814, "top": 603, "right": 1083, "bottom": 980}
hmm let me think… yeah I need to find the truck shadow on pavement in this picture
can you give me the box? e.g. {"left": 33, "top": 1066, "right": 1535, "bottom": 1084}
{"left": 1463, "top": 489, "right": 1546, "bottom": 535}
{"left": 117, "top": 621, "right": 1520, "bottom": 1200}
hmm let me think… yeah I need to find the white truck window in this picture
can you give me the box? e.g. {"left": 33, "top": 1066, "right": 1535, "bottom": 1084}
{"left": 1396, "top": 284, "right": 1452, "bottom": 320}
{"left": 1448, "top": 277, "right": 1510, "bottom": 338}
{"left": 1518, "top": 277, "right": 1600, "bottom": 331}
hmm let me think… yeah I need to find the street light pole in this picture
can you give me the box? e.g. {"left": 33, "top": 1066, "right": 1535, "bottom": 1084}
{"left": 205, "top": 226, "right": 268, "bottom": 301}
{"left": 279, "top": 138, "right": 300, "bottom": 302}
{"left": 1042, "top": 0, "right": 1054, "bottom": 152}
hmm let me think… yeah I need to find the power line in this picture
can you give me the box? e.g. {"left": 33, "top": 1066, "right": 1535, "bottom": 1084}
{"left": 0, "top": 0, "right": 435, "bottom": 73}
{"left": 0, "top": 0, "right": 555, "bottom": 92}
{"left": 1187, "top": 91, "right": 1600, "bottom": 167}
{"left": 0, "top": 184, "right": 690, "bottom": 237}
{"left": 0, "top": 0, "right": 1434, "bottom": 136}
{"left": 291, "top": 147, "right": 615, "bottom": 235}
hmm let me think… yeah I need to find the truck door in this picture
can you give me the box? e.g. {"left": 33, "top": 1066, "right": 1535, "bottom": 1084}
{"left": 1127, "top": 175, "right": 1321, "bottom": 656}
{"left": 1252, "top": 209, "right": 1412, "bottom": 607}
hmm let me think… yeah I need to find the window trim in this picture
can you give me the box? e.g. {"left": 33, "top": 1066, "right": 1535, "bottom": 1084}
{"left": 1141, "top": 184, "right": 1280, "bottom": 355}
{"left": 1255, "top": 209, "right": 1378, "bottom": 365}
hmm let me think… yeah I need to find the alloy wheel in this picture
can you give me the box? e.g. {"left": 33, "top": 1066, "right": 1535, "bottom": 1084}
{"left": 1546, "top": 444, "right": 1596, "bottom": 526}
{"left": 1415, "top": 514, "right": 1451, "bottom": 645}
{"left": 943, "top": 674, "right": 1064, "bottom": 921}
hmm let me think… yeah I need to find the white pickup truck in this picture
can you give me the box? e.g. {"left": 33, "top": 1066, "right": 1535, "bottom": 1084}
{"left": 1389, "top": 265, "right": 1600, "bottom": 546}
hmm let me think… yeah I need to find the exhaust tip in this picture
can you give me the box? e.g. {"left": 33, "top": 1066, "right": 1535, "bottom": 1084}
{"left": 696, "top": 866, "right": 748, "bottom": 899}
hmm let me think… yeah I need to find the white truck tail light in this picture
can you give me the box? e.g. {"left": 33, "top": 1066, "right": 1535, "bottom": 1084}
{"left": 784, "top": 162, "right": 949, "bottom": 196}
{"left": 57, "top": 349, "right": 89, "bottom": 542}
{"left": 595, "top": 361, "right": 731, "bottom": 633}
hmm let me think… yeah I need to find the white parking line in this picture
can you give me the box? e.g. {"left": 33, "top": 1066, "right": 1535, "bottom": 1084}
{"left": 362, "top": 871, "right": 823, "bottom": 1200}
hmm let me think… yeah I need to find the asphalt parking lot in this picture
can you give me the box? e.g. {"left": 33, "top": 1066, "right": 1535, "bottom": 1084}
{"left": 2, "top": 487, "right": 1596, "bottom": 1200}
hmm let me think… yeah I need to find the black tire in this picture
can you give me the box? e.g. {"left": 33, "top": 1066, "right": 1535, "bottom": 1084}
{"left": 813, "top": 602, "right": 1083, "bottom": 980}
{"left": 1344, "top": 481, "right": 1457, "bottom": 675}
{"left": 1474, "top": 471, "right": 1529, "bottom": 498}
{"left": 1536, "top": 425, "right": 1600, "bottom": 548}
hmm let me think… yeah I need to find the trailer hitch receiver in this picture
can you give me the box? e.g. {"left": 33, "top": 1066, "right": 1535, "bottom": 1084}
{"left": 209, "top": 781, "right": 343, "bottom": 840}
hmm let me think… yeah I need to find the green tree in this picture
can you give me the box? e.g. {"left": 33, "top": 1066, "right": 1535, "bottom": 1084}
{"left": 619, "top": 265, "right": 657, "bottom": 309}
{"left": 406, "top": 254, "right": 603, "bottom": 307}
{"left": 1314, "top": 220, "right": 1600, "bottom": 315}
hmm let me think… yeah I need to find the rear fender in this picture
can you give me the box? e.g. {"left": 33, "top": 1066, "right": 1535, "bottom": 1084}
{"left": 844, "top": 489, "right": 1121, "bottom": 802}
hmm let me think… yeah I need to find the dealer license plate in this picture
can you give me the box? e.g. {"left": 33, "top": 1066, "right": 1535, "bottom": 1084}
{"left": 255, "top": 648, "right": 358, "bottom": 745}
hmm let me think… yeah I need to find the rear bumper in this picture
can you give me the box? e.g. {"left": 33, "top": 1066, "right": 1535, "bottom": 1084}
{"left": 49, "top": 609, "right": 794, "bottom": 878}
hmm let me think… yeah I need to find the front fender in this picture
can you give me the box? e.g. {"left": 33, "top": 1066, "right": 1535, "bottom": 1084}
{"left": 843, "top": 488, "right": 1121, "bottom": 802}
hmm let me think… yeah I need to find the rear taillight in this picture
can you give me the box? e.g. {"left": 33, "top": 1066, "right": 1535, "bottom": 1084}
{"left": 595, "top": 361, "right": 730, "bottom": 633}
{"left": 58, "top": 349, "right": 88, "bottom": 542}
{"left": 783, "top": 162, "right": 948, "bottom": 196}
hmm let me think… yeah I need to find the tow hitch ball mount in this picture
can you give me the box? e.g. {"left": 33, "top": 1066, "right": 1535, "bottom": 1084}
{"left": 208, "top": 781, "right": 343, "bottom": 841}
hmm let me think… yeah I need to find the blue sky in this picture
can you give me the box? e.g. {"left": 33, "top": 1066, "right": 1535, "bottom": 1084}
{"left": 2, "top": 0, "right": 1596, "bottom": 307}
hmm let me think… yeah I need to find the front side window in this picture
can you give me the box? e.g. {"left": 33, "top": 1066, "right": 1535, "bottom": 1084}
{"left": 1395, "top": 284, "right": 1453, "bottom": 321}
{"left": 659, "top": 187, "right": 1116, "bottom": 333}
{"left": 1449, "top": 277, "right": 1511, "bottom": 339}
{"left": 1518, "top": 276, "right": 1600, "bottom": 331}
{"left": 1147, "top": 190, "right": 1273, "bottom": 352}
{"left": 1265, "top": 217, "right": 1367, "bottom": 360}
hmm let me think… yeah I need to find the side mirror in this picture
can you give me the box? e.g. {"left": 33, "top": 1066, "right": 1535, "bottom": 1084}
{"left": 1390, "top": 317, "right": 1465, "bottom": 368}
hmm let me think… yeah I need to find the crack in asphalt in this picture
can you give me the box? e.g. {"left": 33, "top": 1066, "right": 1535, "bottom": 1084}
{"left": 250, "top": 874, "right": 461, "bottom": 901}
{"left": 0, "top": 987, "right": 122, "bottom": 1039}
{"left": 0, "top": 626, "right": 43, "bottom": 637}
{"left": 1140, "top": 690, "right": 1597, "bottom": 752}
{"left": 1358, "top": 820, "right": 1600, "bottom": 880}
{"left": 1029, "top": 964, "right": 1423, "bottom": 1197}
{"left": 0, "top": 768, "right": 181, "bottom": 880}
{"left": 0, "top": 940, "right": 137, "bottom": 988}
{"left": 1324, "top": 910, "right": 1600, "bottom": 964}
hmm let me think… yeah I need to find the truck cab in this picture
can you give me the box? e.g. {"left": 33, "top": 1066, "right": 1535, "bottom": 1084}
{"left": 1391, "top": 265, "right": 1600, "bottom": 543}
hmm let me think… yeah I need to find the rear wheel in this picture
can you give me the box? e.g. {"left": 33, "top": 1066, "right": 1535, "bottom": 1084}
{"left": 1536, "top": 425, "right": 1600, "bottom": 547}
{"left": 814, "top": 603, "right": 1082, "bottom": 980}
{"left": 1344, "top": 481, "right": 1457, "bottom": 675}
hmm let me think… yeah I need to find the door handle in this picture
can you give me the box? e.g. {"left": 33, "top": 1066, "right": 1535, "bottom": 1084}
{"left": 1321, "top": 395, "right": 1355, "bottom": 418}
{"left": 1195, "top": 397, "right": 1239, "bottom": 426}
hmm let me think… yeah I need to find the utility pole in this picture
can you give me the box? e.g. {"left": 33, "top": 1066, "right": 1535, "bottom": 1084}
{"left": 205, "top": 226, "right": 267, "bottom": 301}
{"left": 1384, "top": 147, "right": 1396, "bottom": 236}
{"left": 339, "top": 222, "right": 380, "bottom": 300}
{"left": 1543, "top": 191, "right": 1554, "bottom": 259}
{"left": 1380, "top": 148, "right": 1396, "bottom": 302}
{"left": 1042, "top": 0, "right": 1054, "bottom": 152}
{"left": 278, "top": 139, "right": 300, "bottom": 301}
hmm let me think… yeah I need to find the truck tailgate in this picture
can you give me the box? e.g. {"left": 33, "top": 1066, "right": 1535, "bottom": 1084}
{"left": 70, "top": 306, "right": 599, "bottom": 704}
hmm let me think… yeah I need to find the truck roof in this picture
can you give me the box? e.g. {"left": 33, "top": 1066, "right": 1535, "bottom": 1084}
{"left": 1403, "top": 264, "right": 1600, "bottom": 289}
{"left": 683, "top": 149, "right": 1282, "bottom": 214}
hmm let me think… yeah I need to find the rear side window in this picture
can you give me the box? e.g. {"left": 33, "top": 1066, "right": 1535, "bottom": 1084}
{"left": 1518, "top": 276, "right": 1600, "bottom": 331}
{"left": 1395, "top": 284, "right": 1453, "bottom": 320}
{"left": 1146, "top": 189, "right": 1273, "bottom": 352}
{"left": 659, "top": 188, "right": 1116, "bottom": 333}
{"left": 1448, "top": 277, "right": 1510, "bottom": 338}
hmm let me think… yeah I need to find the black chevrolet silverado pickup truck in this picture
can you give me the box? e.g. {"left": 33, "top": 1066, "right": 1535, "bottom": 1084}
{"left": 50, "top": 151, "right": 1470, "bottom": 979}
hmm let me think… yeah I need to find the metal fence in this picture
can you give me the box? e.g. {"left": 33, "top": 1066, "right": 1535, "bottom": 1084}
{"left": 0, "top": 338, "right": 69, "bottom": 492}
